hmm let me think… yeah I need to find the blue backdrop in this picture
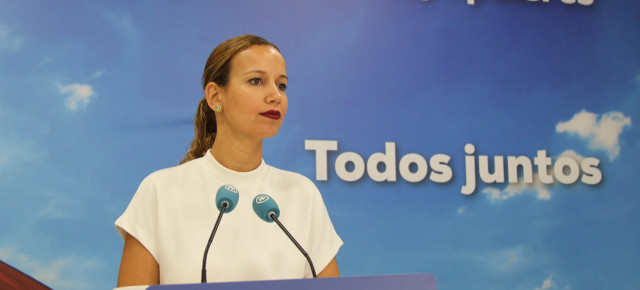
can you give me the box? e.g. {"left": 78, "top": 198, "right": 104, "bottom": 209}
{"left": 1, "top": 1, "right": 638, "bottom": 289}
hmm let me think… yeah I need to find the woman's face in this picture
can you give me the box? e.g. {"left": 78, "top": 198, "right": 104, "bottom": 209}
{"left": 215, "top": 45, "right": 288, "bottom": 141}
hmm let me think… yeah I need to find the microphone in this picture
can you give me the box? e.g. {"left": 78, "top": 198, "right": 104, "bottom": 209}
{"left": 252, "top": 194, "right": 317, "bottom": 278}
{"left": 202, "top": 185, "right": 239, "bottom": 283}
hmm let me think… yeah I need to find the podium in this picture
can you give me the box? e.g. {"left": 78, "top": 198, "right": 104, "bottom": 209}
{"left": 147, "top": 273, "right": 436, "bottom": 290}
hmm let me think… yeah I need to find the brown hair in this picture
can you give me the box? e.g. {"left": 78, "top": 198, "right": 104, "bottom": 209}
{"left": 180, "top": 35, "right": 280, "bottom": 164}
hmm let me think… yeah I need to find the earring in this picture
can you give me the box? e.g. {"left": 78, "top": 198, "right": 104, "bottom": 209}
{"left": 215, "top": 105, "right": 222, "bottom": 112}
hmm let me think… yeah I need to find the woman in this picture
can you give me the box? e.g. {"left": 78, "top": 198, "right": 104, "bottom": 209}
{"left": 116, "top": 35, "right": 342, "bottom": 286}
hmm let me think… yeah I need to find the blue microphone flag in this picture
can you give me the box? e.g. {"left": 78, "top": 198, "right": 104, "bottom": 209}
{"left": 252, "top": 194, "right": 280, "bottom": 222}
{"left": 216, "top": 184, "right": 239, "bottom": 213}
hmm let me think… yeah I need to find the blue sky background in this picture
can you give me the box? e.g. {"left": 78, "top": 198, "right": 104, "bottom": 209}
{"left": 1, "top": 0, "right": 638, "bottom": 289}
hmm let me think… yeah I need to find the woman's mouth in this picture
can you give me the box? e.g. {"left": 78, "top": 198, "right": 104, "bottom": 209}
{"left": 260, "top": 110, "right": 281, "bottom": 120}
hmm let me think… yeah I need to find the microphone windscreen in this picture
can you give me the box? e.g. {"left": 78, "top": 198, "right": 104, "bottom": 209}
{"left": 216, "top": 185, "right": 239, "bottom": 213}
{"left": 252, "top": 194, "right": 280, "bottom": 223}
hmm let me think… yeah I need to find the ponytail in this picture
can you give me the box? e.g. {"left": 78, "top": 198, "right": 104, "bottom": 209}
{"left": 180, "top": 98, "right": 217, "bottom": 164}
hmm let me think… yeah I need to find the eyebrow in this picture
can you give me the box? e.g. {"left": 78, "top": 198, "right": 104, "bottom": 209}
{"left": 244, "top": 70, "right": 288, "bottom": 80}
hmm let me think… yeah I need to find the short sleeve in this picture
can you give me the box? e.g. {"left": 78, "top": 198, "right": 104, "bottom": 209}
{"left": 305, "top": 184, "right": 343, "bottom": 277}
{"left": 114, "top": 175, "right": 160, "bottom": 261}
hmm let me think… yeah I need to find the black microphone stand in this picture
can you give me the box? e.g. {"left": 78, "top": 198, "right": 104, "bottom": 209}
{"left": 269, "top": 212, "right": 317, "bottom": 278}
{"left": 201, "top": 203, "right": 228, "bottom": 283}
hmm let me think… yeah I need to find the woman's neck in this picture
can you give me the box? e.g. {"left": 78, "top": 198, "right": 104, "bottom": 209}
{"left": 210, "top": 135, "right": 263, "bottom": 172}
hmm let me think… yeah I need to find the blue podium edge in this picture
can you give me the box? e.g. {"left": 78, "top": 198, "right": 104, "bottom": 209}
{"left": 148, "top": 273, "right": 436, "bottom": 290}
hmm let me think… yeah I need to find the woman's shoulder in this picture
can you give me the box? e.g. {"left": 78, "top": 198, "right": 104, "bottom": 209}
{"left": 142, "top": 157, "right": 204, "bottom": 184}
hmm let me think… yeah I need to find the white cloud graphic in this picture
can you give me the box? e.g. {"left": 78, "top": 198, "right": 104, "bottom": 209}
{"left": 482, "top": 176, "right": 551, "bottom": 201}
{"left": 0, "top": 22, "right": 26, "bottom": 53}
{"left": 535, "top": 273, "right": 570, "bottom": 290}
{"left": 535, "top": 274, "right": 554, "bottom": 290}
{"left": 557, "top": 149, "right": 585, "bottom": 163}
{"left": 464, "top": 246, "right": 532, "bottom": 274}
{"left": 482, "top": 150, "right": 590, "bottom": 201}
{"left": 58, "top": 83, "right": 95, "bottom": 111}
{"left": 556, "top": 110, "right": 631, "bottom": 160}
{"left": 0, "top": 246, "right": 99, "bottom": 289}
{"left": 90, "top": 69, "right": 106, "bottom": 79}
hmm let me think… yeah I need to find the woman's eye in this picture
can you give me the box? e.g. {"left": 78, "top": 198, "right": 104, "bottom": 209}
{"left": 278, "top": 83, "right": 287, "bottom": 91}
{"left": 249, "top": 78, "right": 261, "bottom": 85}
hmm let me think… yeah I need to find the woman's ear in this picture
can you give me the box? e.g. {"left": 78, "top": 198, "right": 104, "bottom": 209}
{"left": 204, "top": 82, "right": 222, "bottom": 111}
